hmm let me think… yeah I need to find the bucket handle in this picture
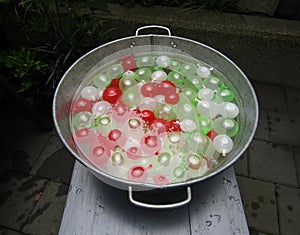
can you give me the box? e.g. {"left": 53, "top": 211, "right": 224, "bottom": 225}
{"left": 128, "top": 186, "right": 192, "bottom": 209}
{"left": 135, "top": 25, "right": 171, "bottom": 37}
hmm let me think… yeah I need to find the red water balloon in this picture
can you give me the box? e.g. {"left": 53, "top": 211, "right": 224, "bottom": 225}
{"left": 128, "top": 165, "right": 148, "bottom": 182}
{"left": 141, "top": 82, "right": 158, "bottom": 98}
{"left": 76, "top": 128, "right": 90, "bottom": 138}
{"left": 120, "top": 55, "right": 136, "bottom": 71}
{"left": 103, "top": 86, "right": 122, "bottom": 104}
{"left": 92, "top": 146, "right": 106, "bottom": 157}
{"left": 74, "top": 128, "right": 97, "bottom": 144}
{"left": 126, "top": 146, "right": 142, "bottom": 160}
{"left": 150, "top": 119, "right": 167, "bottom": 136}
{"left": 153, "top": 174, "right": 171, "bottom": 185}
{"left": 157, "top": 80, "right": 176, "bottom": 95}
{"left": 139, "top": 109, "right": 156, "bottom": 125}
{"left": 71, "top": 98, "right": 93, "bottom": 113}
{"left": 140, "top": 134, "right": 162, "bottom": 155}
{"left": 89, "top": 144, "right": 110, "bottom": 165}
{"left": 207, "top": 130, "right": 218, "bottom": 140}
{"left": 145, "top": 135, "right": 159, "bottom": 147}
{"left": 166, "top": 119, "right": 182, "bottom": 132}
{"left": 110, "top": 78, "right": 120, "bottom": 87}
{"left": 108, "top": 129, "right": 122, "bottom": 141}
{"left": 165, "top": 92, "right": 179, "bottom": 104}
{"left": 107, "top": 129, "right": 127, "bottom": 148}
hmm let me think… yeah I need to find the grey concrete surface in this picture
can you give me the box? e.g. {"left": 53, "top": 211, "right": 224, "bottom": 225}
{"left": 22, "top": 181, "right": 68, "bottom": 235}
{"left": 253, "top": 110, "right": 269, "bottom": 141}
{"left": 30, "top": 136, "right": 74, "bottom": 184}
{"left": 0, "top": 227, "right": 24, "bottom": 235}
{"left": 238, "top": 0, "right": 280, "bottom": 17}
{"left": 268, "top": 111, "right": 300, "bottom": 146}
{"left": 285, "top": 87, "right": 300, "bottom": 114}
{"left": 234, "top": 151, "right": 249, "bottom": 177}
{"left": 249, "top": 140, "right": 298, "bottom": 187}
{"left": 237, "top": 176, "right": 279, "bottom": 235}
{"left": 276, "top": 185, "right": 300, "bottom": 235}
{"left": 0, "top": 172, "right": 47, "bottom": 231}
{"left": 294, "top": 147, "right": 300, "bottom": 185}
{"left": 252, "top": 82, "right": 287, "bottom": 113}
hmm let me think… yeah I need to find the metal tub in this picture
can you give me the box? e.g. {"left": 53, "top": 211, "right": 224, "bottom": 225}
{"left": 53, "top": 25, "right": 258, "bottom": 209}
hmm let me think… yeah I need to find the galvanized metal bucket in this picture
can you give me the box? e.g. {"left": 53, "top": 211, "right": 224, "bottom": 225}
{"left": 53, "top": 25, "right": 258, "bottom": 209}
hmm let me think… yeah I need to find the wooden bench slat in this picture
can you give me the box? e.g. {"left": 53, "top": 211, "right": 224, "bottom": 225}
{"left": 189, "top": 167, "right": 249, "bottom": 234}
{"left": 59, "top": 161, "right": 248, "bottom": 235}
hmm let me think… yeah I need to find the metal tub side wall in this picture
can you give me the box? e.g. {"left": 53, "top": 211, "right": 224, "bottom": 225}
{"left": 53, "top": 34, "right": 258, "bottom": 191}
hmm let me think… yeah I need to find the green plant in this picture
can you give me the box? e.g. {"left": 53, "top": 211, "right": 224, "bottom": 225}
{"left": 0, "top": 48, "right": 49, "bottom": 92}
{"left": 9, "top": 0, "right": 108, "bottom": 92}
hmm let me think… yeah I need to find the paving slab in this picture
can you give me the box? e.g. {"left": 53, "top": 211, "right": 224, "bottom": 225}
{"left": 249, "top": 139, "right": 298, "bottom": 187}
{"left": 285, "top": 87, "right": 300, "bottom": 114}
{"left": 252, "top": 82, "right": 287, "bottom": 113}
{"left": 30, "top": 136, "right": 75, "bottom": 184}
{"left": 50, "top": 128, "right": 59, "bottom": 137}
{"left": 1, "top": 129, "right": 51, "bottom": 175}
{"left": 22, "top": 181, "right": 69, "bottom": 235}
{"left": 236, "top": 176, "right": 279, "bottom": 235}
{"left": 234, "top": 151, "right": 249, "bottom": 177}
{"left": 249, "top": 230, "right": 270, "bottom": 235}
{"left": 254, "top": 110, "right": 269, "bottom": 141}
{"left": 0, "top": 227, "right": 24, "bottom": 235}
{"left": 293, "top": 147, "right": 300, "bottom": 185}
{"left": 238, "top": 0, "right": 280, "bottom": 17}
{"left": 0, "top": 172, "right": 47, "bottom": 231}
{"left": 267, "top": 111, "right": 300, "bottom": 146}
{"left": 0, "top": 96, "right": 52, "bottom": 175}
{"left": 0, "top": 99, "right": 36, "bottom": 131}
{"left": 276, "top": 184, "right": 300, "bottom": 235}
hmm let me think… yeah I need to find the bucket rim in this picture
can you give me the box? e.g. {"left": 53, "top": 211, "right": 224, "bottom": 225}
{"left": 52, "top": 33, "right": 259, "bottom": 190}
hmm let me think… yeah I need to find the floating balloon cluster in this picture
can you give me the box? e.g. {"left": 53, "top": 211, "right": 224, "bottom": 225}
{"left": 71, "top": 54, "right": 240, "bottom": 185}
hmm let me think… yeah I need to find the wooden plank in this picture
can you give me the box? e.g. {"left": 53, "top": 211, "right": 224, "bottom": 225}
{"left": 189, "top": 167, "right": 249, "bottom": 235}
{"left": 59, "top": 161, "right": 248, "bottom": 235}
{"left": 59, "top": 162, "right": 190, "bottom": 235}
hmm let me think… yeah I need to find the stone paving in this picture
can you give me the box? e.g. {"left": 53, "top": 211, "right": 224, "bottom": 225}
{"left": 0, "top": 81, "right": 299, "bottom": 235}
{"left": 234, "top": 82, "right": 300, "bottom": 235}
{"left": 0, "top": 95, "right": 74, "bottom": 235}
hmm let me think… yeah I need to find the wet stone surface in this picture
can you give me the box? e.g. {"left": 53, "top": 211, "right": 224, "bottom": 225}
{"left": 0, "top": 97, "right": 51, "bottom": 175}
{"left": 249, "top": 229, "right": 270, "bottom": 235}
{"left": 0, "top": 227, "right": 24, "bottom": 235}
{"left": 293, "top": 147, "right": 300, "bottom": 185}
{"left": 249, "top": 139, "right": 298, "bottom": 187}
{"left": 10, "top": 151, "right": 31, "bottom": 174}
{"left": 252, "top": 82, "right": 287, "bottom": 113}
{"left": 0, "top": 172, "right": 47, "bottom": 231}
{"left": 237, "top": 176, "right": 279, "bottom": 235}
{"left": 268, "top": 111, "right": 300, "bottom": 147}
{"left": 30, "top": 136, "right": 75, "bottom": 184}
{"left": 276, "top": 185, "right": 300, "bottom": 235}
{"left": 254, "top": 110, "right": 269, "bottom": 141}
{"left": 233, "top": 151, "right": 248, "bottom": 177}
{"left": 22, "top": 181, "right": 69, "bottom": 235}
{"left": 1, "top": 129, "right": 50, "bottom": 175}
{"left": 285, "top": 87, "right": 300, "bottom": 114}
